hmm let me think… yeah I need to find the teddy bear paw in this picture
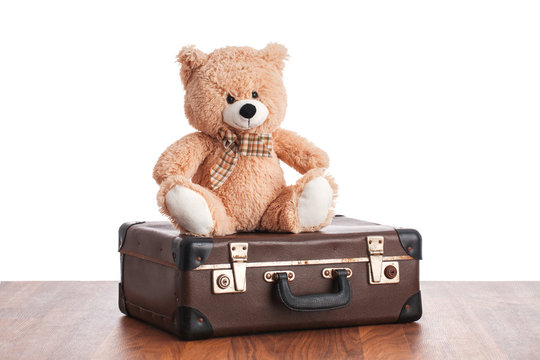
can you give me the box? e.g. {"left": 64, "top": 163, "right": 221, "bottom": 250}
{"left": 297, "top": 177, "right": 334, "bottom": 228}
{"left": 165, "top": 185, "right": 214, "bottom": 235}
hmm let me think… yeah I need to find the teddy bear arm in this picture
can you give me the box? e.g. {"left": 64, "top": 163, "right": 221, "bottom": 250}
{"left": 152, "top": 132, "right": 214, "bottom": 185}
{"left": 273, "top": 128, "right": 330, "bottom": 174}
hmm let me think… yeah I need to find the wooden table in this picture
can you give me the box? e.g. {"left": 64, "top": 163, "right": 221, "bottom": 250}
{"left": 0, "top": 282, "right": 539, "bottom": 359}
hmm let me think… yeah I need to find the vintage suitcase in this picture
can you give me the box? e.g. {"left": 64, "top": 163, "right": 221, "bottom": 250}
{"left": 118, "top": 215, "right": 422, "bottom": 340}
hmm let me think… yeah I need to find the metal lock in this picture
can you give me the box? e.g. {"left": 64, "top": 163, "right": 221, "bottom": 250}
{"left": 369, "top": 261, "right": 400, "bottom": 284}
{"left": 216, "top": 274, "right": 231, "bottom": 289}
{"left": 384, "top": 265, "right": 398, "bottom": 279}
{"left": 212, "top": 270, "right": 240, "bottom": 294}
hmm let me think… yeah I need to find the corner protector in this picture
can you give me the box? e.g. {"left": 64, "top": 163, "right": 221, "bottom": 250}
{"left": 118, "top": 282, "right": 129, "bottom": 316}
{"left": 118, "top": 221, "right": 145, "bottom": 251}
{"left": 396, "top": 228, "right": 422, "bottom": 260}
{"left": 174, "top": 306, "right": 213, "bottom": 340}
{"left": 172, "top": 236, "right": 213, "bottom": 271}
{"left": 398, "top": 291, "right": 422, "bottom": 323}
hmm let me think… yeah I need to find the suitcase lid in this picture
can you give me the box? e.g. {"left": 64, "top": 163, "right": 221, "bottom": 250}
{"left": 119, "top": 216, "right": 421, "bottom": 271}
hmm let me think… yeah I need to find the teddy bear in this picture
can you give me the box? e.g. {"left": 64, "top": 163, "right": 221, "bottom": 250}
{"left": 153, "top": 43, "right": 337, "bottom": 236}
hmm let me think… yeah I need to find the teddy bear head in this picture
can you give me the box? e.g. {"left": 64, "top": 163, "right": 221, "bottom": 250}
{"left": 176, "top": 44, "right": 288, "bottom": 136}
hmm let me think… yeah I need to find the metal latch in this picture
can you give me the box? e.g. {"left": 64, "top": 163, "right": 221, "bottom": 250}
{"left": 367, "top": 236, "right": 400, "bottom": 284}
{"left": 229, "top": 243, "right": 248, "bottom": 291}
{"left": 367, "top": 236, "right": 384, "bottom": 283}
{"left": 212, "top": 242, "right": 248, "bottom": 294}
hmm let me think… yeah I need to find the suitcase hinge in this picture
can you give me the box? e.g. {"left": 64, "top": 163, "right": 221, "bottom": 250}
{"left": 212, "top": 242, "right": 248, "bottom": 294}
{"left": 367, "top": 236, "right": 400, "bottom": 285}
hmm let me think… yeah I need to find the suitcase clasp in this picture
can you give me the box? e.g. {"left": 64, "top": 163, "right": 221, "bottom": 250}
{"left": 229, "top": 243, "right": 248, "bottom": 292}
{"left": 367, "top": 236, "right": 384, "bottom": 283}
{"left": 367, "top": 236, "right": 400, "bottom": 284}
{"left": 212, "top": 242, "right": 249, "bottom": 294}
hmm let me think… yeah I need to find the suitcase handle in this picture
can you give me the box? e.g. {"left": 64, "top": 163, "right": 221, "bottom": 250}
{"left": 275, "top": 269, "right": 351, "bottom": 312}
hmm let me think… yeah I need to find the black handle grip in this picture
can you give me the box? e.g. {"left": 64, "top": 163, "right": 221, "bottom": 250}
{"left": 275, "top": 269, "right": 352, "bottom": 312}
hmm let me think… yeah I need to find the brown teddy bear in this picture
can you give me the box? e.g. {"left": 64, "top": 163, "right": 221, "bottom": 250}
{"left": 153, "top": 44, "right": 337, "bottom": 236}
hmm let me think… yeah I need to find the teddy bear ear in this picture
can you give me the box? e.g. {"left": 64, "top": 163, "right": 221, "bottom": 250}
{"left": 176, "top": 46, "right": 208, "bottom": 86}
{"left": 260, "top": 43, "right": 289, "bottom": 72}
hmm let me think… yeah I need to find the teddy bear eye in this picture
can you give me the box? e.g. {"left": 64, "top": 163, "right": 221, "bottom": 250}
{"left": 226, "top": 94, "right": 235, "bottom": 104}
{"left": 252, "top": 91, "right": 258, "bottom": 99}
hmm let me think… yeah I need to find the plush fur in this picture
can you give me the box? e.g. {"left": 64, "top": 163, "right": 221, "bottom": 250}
{"left": 153, "top": 44, "right": 338, "bottom": 236}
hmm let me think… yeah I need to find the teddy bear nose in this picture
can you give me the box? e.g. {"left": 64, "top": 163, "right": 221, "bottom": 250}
{"left": 239, "top": 103, "right": 257, "bottom": 119}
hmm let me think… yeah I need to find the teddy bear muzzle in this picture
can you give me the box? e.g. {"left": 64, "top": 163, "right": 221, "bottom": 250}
{"left": 223, "top": 99, "right": 269, "bottom": 130}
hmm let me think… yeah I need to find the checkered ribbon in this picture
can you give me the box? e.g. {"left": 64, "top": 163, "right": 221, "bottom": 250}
{"left": 210, "top": 128, "right": 272, "bottom": 190}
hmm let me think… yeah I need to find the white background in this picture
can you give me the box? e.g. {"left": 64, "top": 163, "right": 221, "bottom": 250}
{"left": 1, "top": 0, "right": 539, "bottom": 281}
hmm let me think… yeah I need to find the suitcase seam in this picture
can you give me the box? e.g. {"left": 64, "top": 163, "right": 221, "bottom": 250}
{"left": 125, "top": 300, "right": 172, "bottom": 322}
{"left": 120, "top": 250, "right": 177, "bottom": 269}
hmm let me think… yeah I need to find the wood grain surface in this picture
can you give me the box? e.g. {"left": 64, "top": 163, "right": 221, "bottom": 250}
{"left": 0, "top": 281, "right": 539, "bottom": 359}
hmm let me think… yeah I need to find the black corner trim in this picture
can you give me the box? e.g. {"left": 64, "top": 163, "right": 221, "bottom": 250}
{"left": 174, "top": 306, "right": 214, "bottom": 340}
{"left": 396, "top": 228, "right": 422, "bottom": 260}
{"left": 118, "top": 282, "right": 128, "bottom": 316}
{"left": 118, "top": 221, "right": 145, "bottom": 251}
{"left": 398, "top": 291, "right": 422, "bottom": 323}
{"left": 172, "top": 236, "right": 213, "bottom": 270}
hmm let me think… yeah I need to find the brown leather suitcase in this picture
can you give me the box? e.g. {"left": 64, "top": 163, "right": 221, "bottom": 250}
{"left": 118, "top": 215, "right": 422, "bottom": 340}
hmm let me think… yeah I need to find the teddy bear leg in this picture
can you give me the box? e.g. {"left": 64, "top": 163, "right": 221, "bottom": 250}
{"left": 259, "top": 169, "right": 337, "bottom": 233}
{"left": 157, "top": 175, "right": 236, "bottom": 236}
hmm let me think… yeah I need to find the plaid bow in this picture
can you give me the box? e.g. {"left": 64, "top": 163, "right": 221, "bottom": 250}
{"left": 210, "top": 128, "right": 273, "bottom": 190}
